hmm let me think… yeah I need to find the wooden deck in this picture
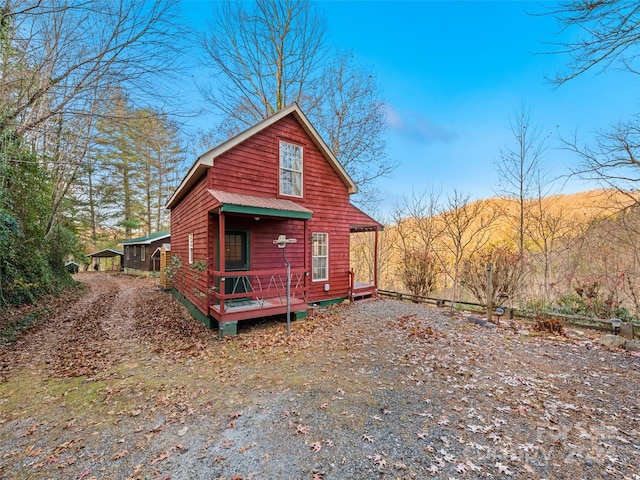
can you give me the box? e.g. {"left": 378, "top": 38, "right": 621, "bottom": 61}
{"left": 351, "top": 281, "right": 378, "bottom": 301}
{"left": 209, "top": 296, "right": 308, "bottom": 323}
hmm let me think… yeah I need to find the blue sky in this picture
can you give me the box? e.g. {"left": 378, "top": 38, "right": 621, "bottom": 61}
{"left": 179, "top": 1, "right": 640, "bottom": 211}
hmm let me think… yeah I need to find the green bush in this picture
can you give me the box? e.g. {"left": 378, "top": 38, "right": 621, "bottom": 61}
{"left": 0, "top": 131, "right": 78, "bottom": 307}
{"left": 550, "top": 293, "right": 634, "bottom": 322}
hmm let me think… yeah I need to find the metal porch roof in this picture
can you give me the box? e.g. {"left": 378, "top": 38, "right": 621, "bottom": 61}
{"left": 346, "top": 203, "right": 384, "bottom": 232}
{"left": 86, "top": 248, "right": 124, "bottom": 258}
{"left": 208, "top": 190, "right": 313, "bottom": 219}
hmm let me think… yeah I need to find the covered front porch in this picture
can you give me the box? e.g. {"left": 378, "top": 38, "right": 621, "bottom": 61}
{"left": 202, "top": 190, "right": 383, "bottom": 337}
{"left": 207, "top": 190, "right": 312, "bottom": 336}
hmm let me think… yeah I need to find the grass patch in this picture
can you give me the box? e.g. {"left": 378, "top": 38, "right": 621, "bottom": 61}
{"left": 0, "top": 375, "right": 106, "bottom": 419}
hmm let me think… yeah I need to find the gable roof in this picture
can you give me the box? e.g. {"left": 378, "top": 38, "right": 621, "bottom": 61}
{"left": 166, "top": 103, "right": 357, "bottom": 210}
{"left": 151, "top": 243, "right": 171, "bottom": 258}
{"left": 121, "top": 230, "right": 170, "bottom": 246}
{"left": 86, "top": 248, "right": 124, "bottom": 258}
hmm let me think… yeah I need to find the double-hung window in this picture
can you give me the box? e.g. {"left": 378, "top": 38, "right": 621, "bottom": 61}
{"left": 279, "top": 141, "right": 303, "bottom": 197}
{"left": 141, "top": 246, "right": 146, "bottom": 261}
{"left": 312, "top": 233, "right": 328, "bottom": 281}
{"left": 126, "top": 246, "right": 130, "bottom": 261}
{"left": 188, "top": 233, "right": 194, "bottom": 264}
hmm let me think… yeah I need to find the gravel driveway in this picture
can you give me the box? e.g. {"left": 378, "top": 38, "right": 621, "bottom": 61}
{"left": 0, "top": 272, "right": 639, "bottom": 479}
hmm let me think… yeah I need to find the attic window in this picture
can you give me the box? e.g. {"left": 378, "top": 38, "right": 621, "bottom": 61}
{"left": 279, "top": 141, "right": 303, "bottom": 197}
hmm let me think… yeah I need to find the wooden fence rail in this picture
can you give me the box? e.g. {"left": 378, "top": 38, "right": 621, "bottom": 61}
{"left": 377, "top": 289, "right": 639, "bottom": 337}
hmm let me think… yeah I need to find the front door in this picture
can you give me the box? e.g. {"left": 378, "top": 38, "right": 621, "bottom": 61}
{"left": 224, "top": 230, "right": 249, "bottom": 296}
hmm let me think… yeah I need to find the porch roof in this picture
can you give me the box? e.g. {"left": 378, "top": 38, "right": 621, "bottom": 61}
{"left": 208, "top": 190, "right": 313, "bottom": 219}
{"left": 347, "top": 203, "right": 384, "bottom": 232}
{"left": 86, "top": 248, "right": 123, "bottom": 258}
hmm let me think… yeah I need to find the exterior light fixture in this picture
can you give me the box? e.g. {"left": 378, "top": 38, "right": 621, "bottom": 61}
{"left": 273, "top": 234, "right": 297, "bottom": 336}
{"left": 610, "top": 318, "right": 622, "bottom": 335}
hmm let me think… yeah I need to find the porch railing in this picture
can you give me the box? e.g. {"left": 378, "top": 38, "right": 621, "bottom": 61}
{"left": 210, "top": 268, "right": 308, "bottom": 311}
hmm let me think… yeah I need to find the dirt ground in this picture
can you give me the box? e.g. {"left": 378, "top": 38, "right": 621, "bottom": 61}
{"left": 0, "top": 272, "right": 639, "bottom": 480}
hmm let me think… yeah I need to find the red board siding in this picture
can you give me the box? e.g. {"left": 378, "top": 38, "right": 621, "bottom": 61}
{"left": 170, "top": 174, "right": 215, "bottom": 314}
{"left": 207, "top": 115, "right": 354, "bottom": 303}
{"left": 171, "top": 112, "right": 365, "bottom": 317}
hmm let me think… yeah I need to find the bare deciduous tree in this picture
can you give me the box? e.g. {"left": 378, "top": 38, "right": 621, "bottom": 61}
{"left": 546, "top": 0, "right": 640, "bottom": 310}
{"left": 562, "top": 120, "right": 640, "bottom": 208}
{"left": 1, "top": 0, "right": 184, "bottom": 238}
{"left": 461, "top": 243, "right": 526, "bottom": 306}
{"left": 440, "top": 191, "right": 500, "bottom": 304}
{"left": 526, "top": 190, "right": 582, "bottom": 305}
{"left": 391, "top": 188, "right": 444, "bottom": 296}
{"left": 200, "top": 0, "right": 326, "bottom": 130}
{"left": 546, "top": 1, "right": 640, "bottom": 85}
{"left": 199, "top": 0, "right": 393, "bottom": 202}
{"left": 495, "top": 103, "right": 549, "bottom": 257}
{"left": 1, "top": 0, "right": 183, "bottom": 136}
{"left": 313, "top": 52, "right": 395, "bottom": 204}
{"left": 548, "top": 1, "right": 640, "bottom": 207}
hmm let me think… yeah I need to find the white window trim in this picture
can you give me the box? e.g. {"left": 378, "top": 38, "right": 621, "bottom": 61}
{"left": 279, "top": 140, "right": 303, "bottom": 198}
{"left": 133, "top": 245, "right": 137, "bottom": 257}
{"left": 188, "top": 233, "right": 194, "bottom": 265}
{"left": 312, "top": 232, "right": 328, "bottom": 282}
{"left": 141, "top": 246, "right": 146, "bottom": 261}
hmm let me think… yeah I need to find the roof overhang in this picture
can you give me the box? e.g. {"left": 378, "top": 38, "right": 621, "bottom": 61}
{"left": 151, "top": 243, "right": 170, "bottom": 258}
{"left": 346, "top": 204, "right": 384, "bottom": 232}
{"left": 208, "top": 190, "right": 313, "bottom": 220}
{"left": 86, "top": 248, "right": 124, "bottom": 258}
{"left": 121, "top": 232, "right": 171, "bottom": 245}
{"left": 166, "top": 103, "right": 358, "bottom": 210}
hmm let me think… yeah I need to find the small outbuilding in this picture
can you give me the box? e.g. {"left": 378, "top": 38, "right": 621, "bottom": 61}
{"left": 121, "top": 230, "right": 170, "bottom": 276}
{"left": 86, "top": 248, "right": 124, "bottom": 271}
{"left": 64, "top": 261, "right": 80, "bottom": 274}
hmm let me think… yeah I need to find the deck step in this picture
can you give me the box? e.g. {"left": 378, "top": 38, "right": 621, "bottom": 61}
{"left": 353, "top": 296, "right": 378, "bottom": 303}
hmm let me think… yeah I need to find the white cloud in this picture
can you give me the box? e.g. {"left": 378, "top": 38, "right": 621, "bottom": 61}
{"left": 384, "top": 104, "right": 457, "bottom": 144}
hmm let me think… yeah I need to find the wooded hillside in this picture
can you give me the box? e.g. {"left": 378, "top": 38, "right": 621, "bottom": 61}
{"left": 351, "top": 189, "right": 640, "bottom": 320}
{"left": 0, "top": 1, "right": 184, "bottom": 307}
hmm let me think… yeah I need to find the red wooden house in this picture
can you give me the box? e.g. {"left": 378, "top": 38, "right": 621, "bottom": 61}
{"left": 166, "top": 104, "right": 381, "bottom": 336}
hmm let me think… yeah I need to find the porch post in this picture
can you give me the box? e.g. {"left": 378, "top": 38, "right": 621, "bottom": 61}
{"left": 374, "top": 228, "right": 379, "bottom": 288}
{"left": 303, "top": 219, "right": 308, "bottom": 300}
{"left": 219, "top": 210, "right": 226, "bottom": 317}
